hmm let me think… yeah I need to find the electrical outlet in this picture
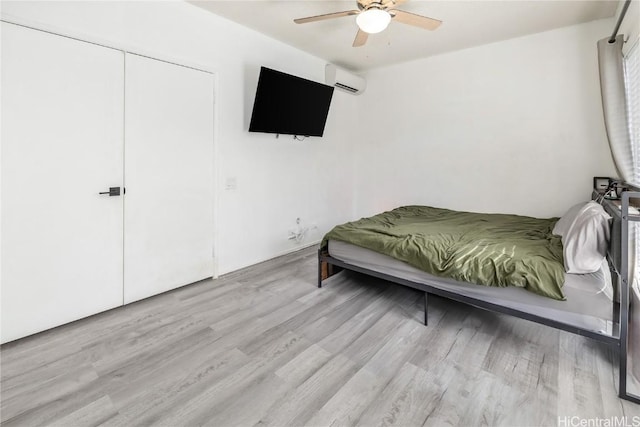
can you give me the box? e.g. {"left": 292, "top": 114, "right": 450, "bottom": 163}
{"left": 225, "top": 177, "right": 237, "bottom": 191}
{"left": 288, "top": 217, "right": 311, "bottom": 244}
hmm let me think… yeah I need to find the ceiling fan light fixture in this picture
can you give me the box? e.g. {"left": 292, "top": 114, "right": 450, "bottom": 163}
{"left": 356, "top": 9, "right": 391, "bottom": 34}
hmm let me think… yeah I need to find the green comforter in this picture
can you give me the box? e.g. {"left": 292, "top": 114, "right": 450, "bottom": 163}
{"left": 322, "top": 206, "right": 565, "bottom": 300}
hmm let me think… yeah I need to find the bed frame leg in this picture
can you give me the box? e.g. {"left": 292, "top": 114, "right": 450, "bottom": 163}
{"left": 424, "top": 292, "right": 428, "bottom": 326}
{"left": 317, "top": 250, "right": 323, "bottom": 288}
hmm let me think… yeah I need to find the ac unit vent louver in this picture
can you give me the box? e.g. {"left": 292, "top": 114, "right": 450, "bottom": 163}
{"left": 335, "top": 82, "right": 359, "bottom": 93}
{"left": 325, "top": 64, "right": 366, "bottom": 95}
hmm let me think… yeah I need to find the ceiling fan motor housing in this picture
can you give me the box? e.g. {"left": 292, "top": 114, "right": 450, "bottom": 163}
{"left": 293, "top": 0, "right": 442, "bottom": 47}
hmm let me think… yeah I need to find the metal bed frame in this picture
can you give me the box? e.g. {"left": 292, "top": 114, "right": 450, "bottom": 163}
{"left": 318, "top": 181, "right": 640, "bottom": 403}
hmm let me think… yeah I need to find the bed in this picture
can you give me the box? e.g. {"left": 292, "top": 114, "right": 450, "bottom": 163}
{"left": 318, "top": 179, "right": 640, "bottom": 403}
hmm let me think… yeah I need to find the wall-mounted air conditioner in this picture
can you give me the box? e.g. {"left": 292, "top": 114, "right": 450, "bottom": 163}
{"left": 325, "top": 64, "right": 366, "bottom": 95}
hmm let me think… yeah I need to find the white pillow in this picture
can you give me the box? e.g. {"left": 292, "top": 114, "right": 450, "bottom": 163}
{"left": 563, "top": 202, "right": 611, "bottom": 274}
{"left": 553, "top": 202, "right": 588, "bottom": 237}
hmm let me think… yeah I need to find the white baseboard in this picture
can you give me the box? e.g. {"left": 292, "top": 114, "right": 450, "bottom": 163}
{"left": 273, "top": 240, "right": 321, "bottom": 258}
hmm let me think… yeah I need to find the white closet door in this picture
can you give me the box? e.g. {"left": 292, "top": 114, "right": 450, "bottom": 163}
{"left": 124, "top": 53, "right": 214, "bottom": 303}
{"left": 1, "top": 23, "right": 124, "bottom": 343}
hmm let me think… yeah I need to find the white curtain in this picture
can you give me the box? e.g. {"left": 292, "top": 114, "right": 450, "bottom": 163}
{"left": 598, "top": 35, "right": 635, "bottom": 181}
{"left": 625, "top": 39, "right": 640, "bottom": 292}
{"left": 601, "top": 34, "right": 640, "bottom": 390}
{"left": 624, "top": 39, "right": 640, "bottom": 186}
{"left": 623, "top": 38, "right": 640, "bottom": 386}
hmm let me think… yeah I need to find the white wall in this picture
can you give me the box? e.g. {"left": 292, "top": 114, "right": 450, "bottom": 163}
{"left": 0, "top": 2, "right": 621, "bottom": 275}
{"left": 355, "top": 18, "right": 617, "bottom": 219}
{"left": 1, "top": 1, "right": 359, "bottom": 274}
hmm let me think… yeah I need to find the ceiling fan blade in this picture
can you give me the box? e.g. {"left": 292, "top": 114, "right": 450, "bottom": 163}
{"left": 390, "top": 9, "right": 442, "bottom": 31}
{"left": 353, "top": 29, "right": 369, "bottom": 47}
{"left": 294, "top": 10, "right": 359, "bottom": 24}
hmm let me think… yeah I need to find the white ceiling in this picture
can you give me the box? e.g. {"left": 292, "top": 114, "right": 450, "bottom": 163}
{"left": 190, "top": 0, "right": 619, "bottom": 71}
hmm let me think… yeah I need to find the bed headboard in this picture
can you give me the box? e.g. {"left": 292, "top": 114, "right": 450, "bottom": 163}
{"left": 592, "top": 179, "right": 640, "bottom": 303}
{"left": 592, "top": 179, "right": 640, "bottom": 402}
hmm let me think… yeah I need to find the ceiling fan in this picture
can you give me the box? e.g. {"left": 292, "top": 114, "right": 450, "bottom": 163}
{"left": 294, "top": 0, "right": 442, "bottom": 47}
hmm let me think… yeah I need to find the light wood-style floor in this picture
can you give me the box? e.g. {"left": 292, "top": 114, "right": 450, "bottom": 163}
{"left": 2, "top": 246, "right": 639, "bottom": 426}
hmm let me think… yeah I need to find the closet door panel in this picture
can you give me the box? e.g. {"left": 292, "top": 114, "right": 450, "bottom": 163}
{"left": 124, "top": 53, "right": 214, "bottom": 303}
{"left": 1, "top": 23, "right": 124, "bottom": 343}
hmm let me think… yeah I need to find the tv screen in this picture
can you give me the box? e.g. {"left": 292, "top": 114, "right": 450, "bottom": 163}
{"left": 249, "top": 67, "right": 334, "bottom": 137}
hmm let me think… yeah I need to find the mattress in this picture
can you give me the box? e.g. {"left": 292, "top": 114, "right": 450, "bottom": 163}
{"left": 328, "top": 240, "right": 615, "bottom": 334}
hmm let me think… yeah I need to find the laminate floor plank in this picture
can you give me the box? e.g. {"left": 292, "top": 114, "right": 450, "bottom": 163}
{"left": 1, "top": 292, "right": 182, "bottom": 369}
{"left": 91, "top": 314, "right": 208, "bottom": 375}
{"left": 298, "top": 287, "right": 393, "bottom": 348}
{"left": 145, "top": 332, "right": 312, "bottom": 427}
{"left": 593, "top": 344, "right": 629, "bottom": 420}
{"left": 456, "top": 369, "right": 534, "bottom": 427}
{"left": 1, "top": 348, "right": 94, "bottom": 401}
{"left": 356, "top": 362, "right": 439, "bottom": 427}
{"left": 199, "top": 372, "right": 290, "bottom": 427}
{"left": 48, "top": 395, "right": 118, "bottom": 427}
{"left": 257, "top": 354, "right": 360, "bottom": 427}
{"left": 98, "top": 327, "right": 221, "bottom": 396}
{"left": 2, "top": 373, "right": 114, "bottom": 427}
{"left": 557, "top": 333, "right": 614, "bottom": 420}
{"left": 240, "top": 283, "right": 386, "bottom": 357}
{"left": 1, "top": 364, "right": 100, "bottom": 423}
{"left": 1, "top": 246, "right": 637, "bottom": 427}
{"left": 308, "top": 319, "right": 429, "bottom": 426}
{"left": 112, "top": 348, "right": 251, "bottom": 425}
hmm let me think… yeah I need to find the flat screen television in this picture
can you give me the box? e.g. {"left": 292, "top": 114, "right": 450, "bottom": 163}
{"left": 249, "top": 67, "right": 334, "bottom": 137}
